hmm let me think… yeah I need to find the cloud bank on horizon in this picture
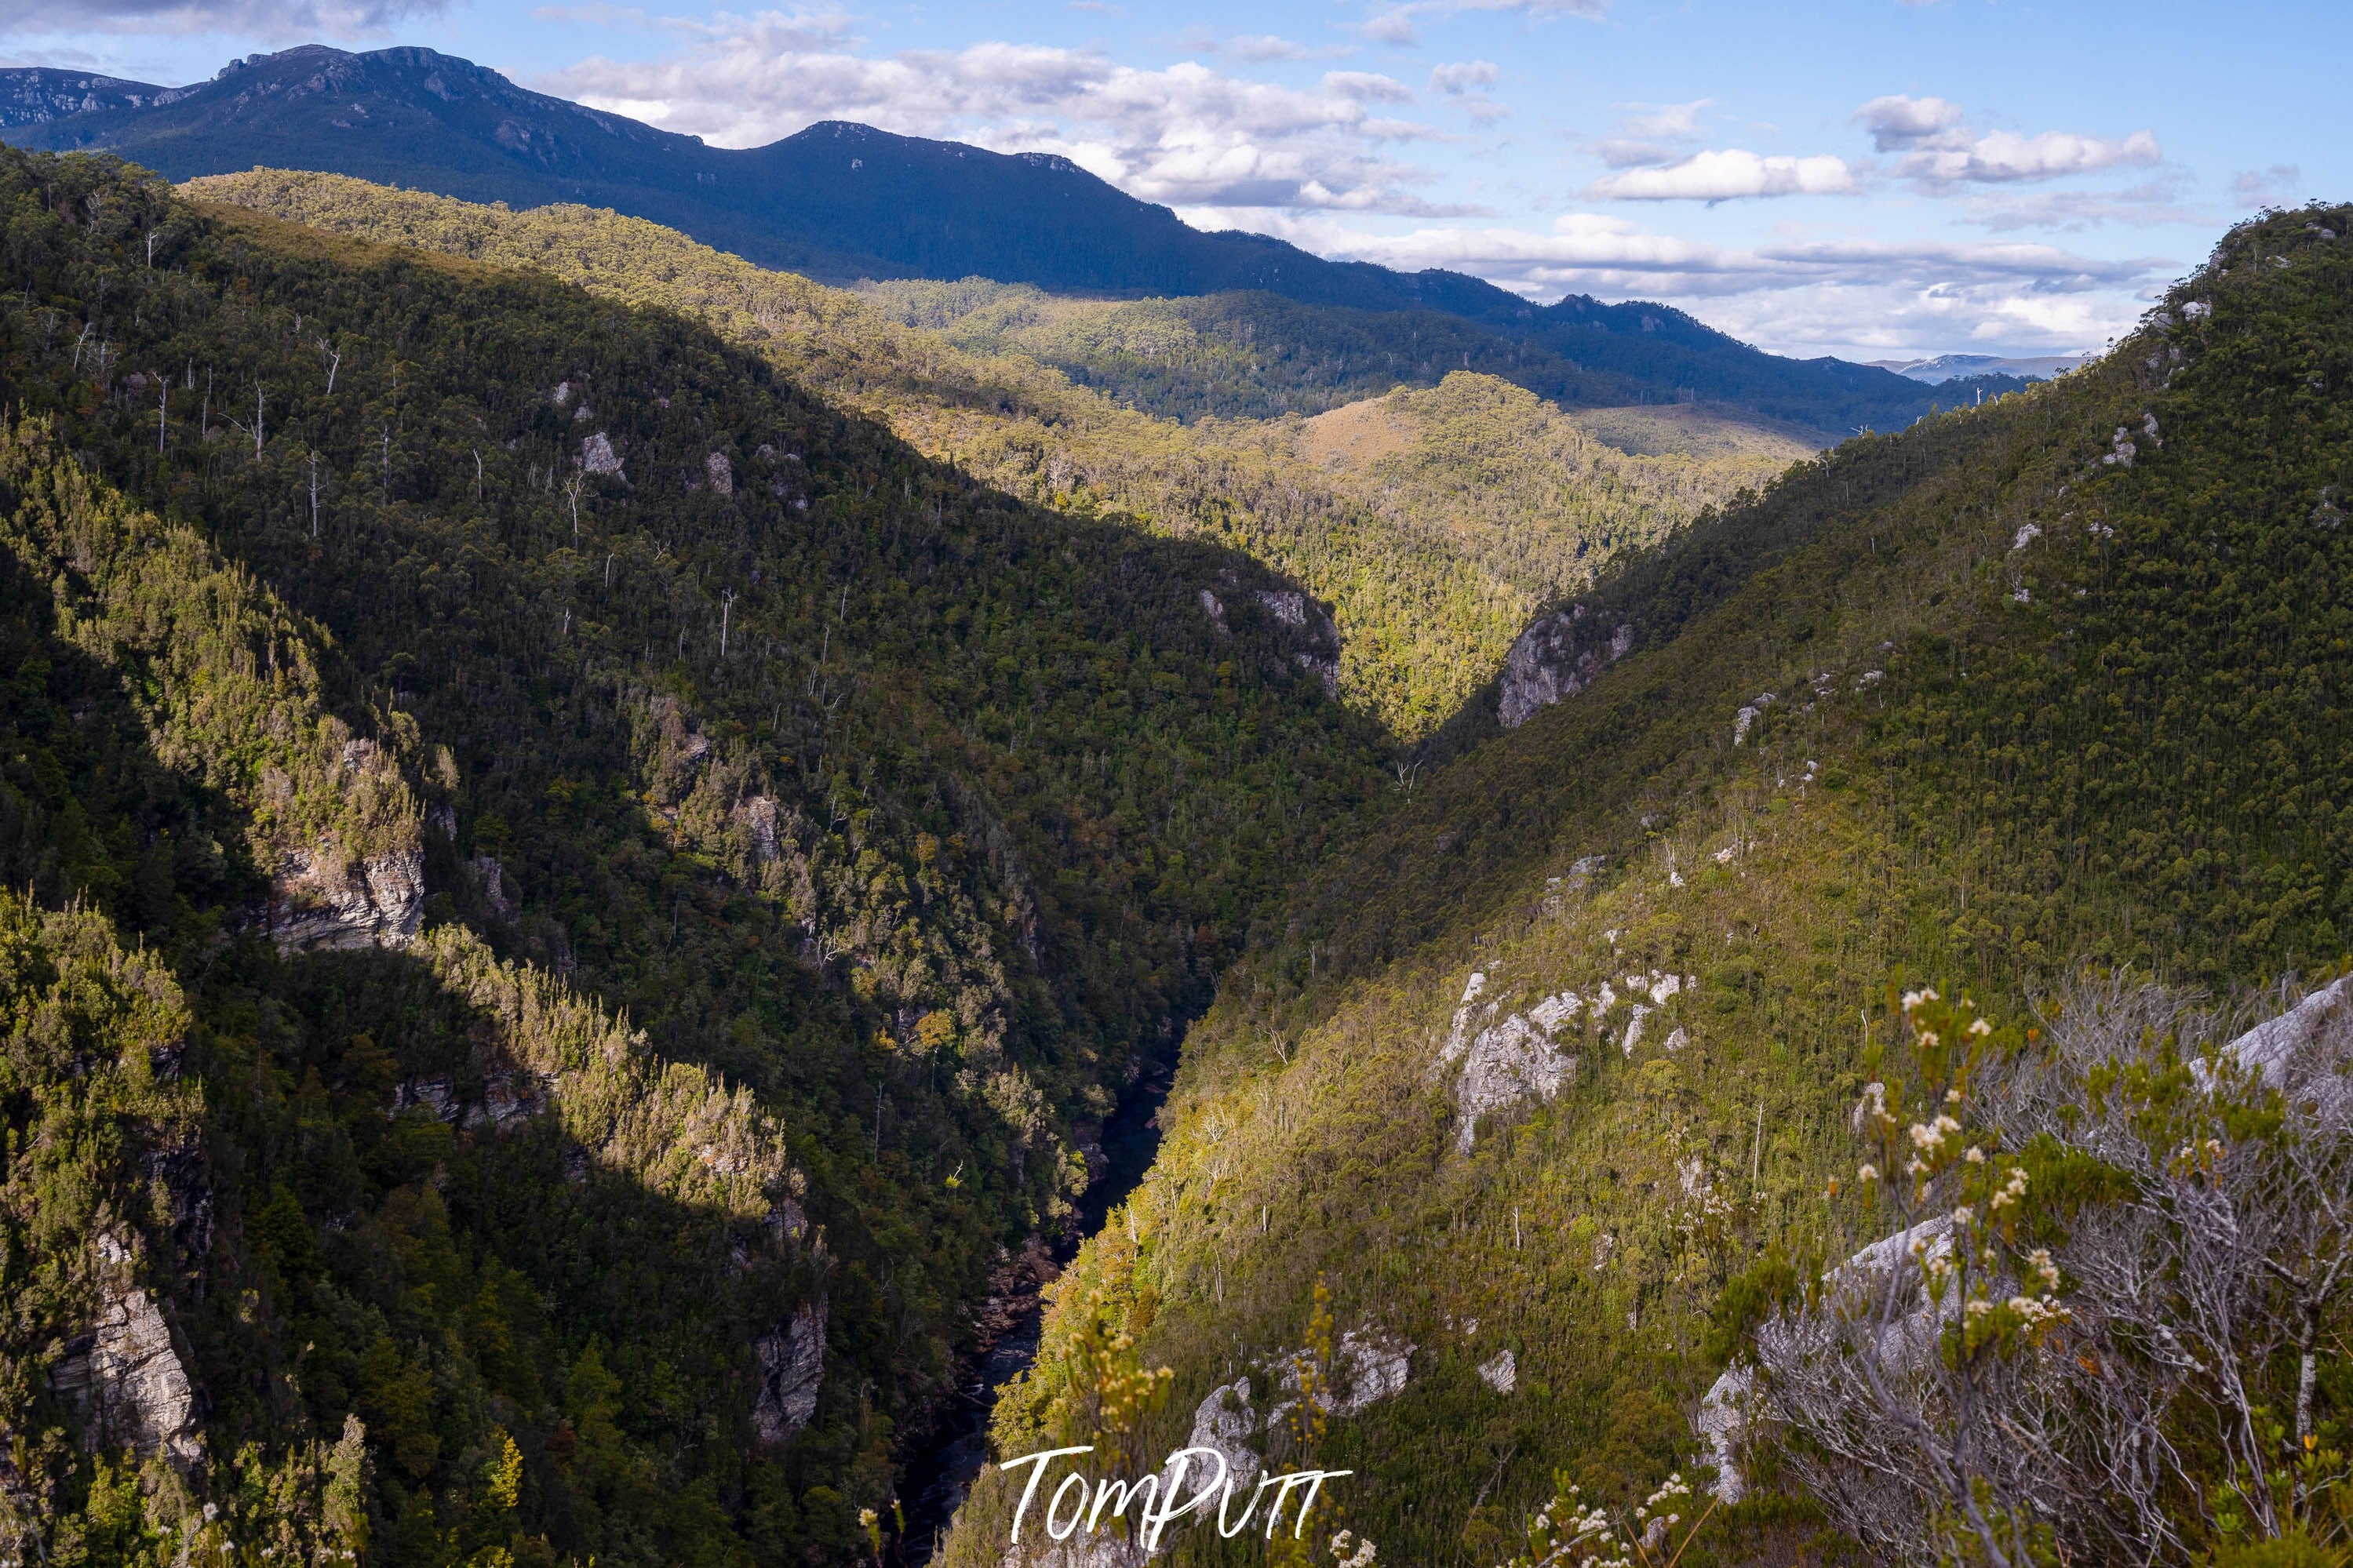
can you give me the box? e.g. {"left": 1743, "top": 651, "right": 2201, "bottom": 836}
{"left": 2, "top": 0, "right": 2334, "bottom": 358}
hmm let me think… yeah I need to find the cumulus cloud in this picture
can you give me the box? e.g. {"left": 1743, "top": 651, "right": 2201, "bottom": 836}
{"left": 1853, "top": 93, "right": 1962, "bottom": 151}
{"left": 1179, "top": 203, "right": 2156, "bottom": 355}
{"left": 0, "top": 0, "right": 440, "bottom": 35}
{"left": 1586, "top": 148, "right": 1855, "bottom": 201}
{"left": 1854, "top": 93, "right": 2161, "bottom": 190}
{"left": 545, "top": 33, "right": 1466, "bottom": 213}
{"left": 1429, "top": 59, "right": 1498, "bottom": 93}
{"left": 1322, "top": 71, "right": 1413, "bottom": 103}
{"left": 1583, "top": 99, "right": 1714, "bottom": 172}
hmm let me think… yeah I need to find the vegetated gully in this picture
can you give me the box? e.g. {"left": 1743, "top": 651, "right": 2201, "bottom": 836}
{"left": 898, "top": 1053, "right": 1176, "bottom": 1562}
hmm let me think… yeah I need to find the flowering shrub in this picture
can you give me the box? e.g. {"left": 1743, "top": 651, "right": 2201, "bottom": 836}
{"left": 1754, "top": 978, "right": 2353, "bottom": 1567}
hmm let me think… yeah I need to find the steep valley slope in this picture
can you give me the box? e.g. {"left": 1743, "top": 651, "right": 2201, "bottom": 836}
{"left": 0, "top": 45, "right": 2002, "bottom": 436}
{"left": 942, "top": 205, "right": 2353, "bottom": 1567}
{"left": 8, "top": 139, "right": 2349, "bottom": 1568}
{"left": 0, "top": 147, "right": 1396, "bottom": 1563}
{"left": 186, "top": 169, "right": 1798, "bottom": 742}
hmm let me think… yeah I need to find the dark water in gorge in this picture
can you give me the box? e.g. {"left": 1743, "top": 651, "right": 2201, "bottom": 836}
{"left": 898, "top": 1058, "right": 1175, "bottom": 1562}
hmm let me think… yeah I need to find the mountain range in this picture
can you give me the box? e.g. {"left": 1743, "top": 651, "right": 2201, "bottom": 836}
{"left": 0, "top": 58, "right": 2345, "bottom": 1568}
{"left": 0, "top": 44, "right": 2024, "bottom": 439}
{"left": 1864, "top": 351, "right": 2092, "bottom": 383}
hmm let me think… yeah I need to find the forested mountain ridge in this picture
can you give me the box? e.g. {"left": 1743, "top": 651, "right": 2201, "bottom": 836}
{"left": 0, "top": 146, "right": 1398, "bottom": 1563}
{"left": 943, "top": 204, "right": 2353, "bottom": 1566}
{"left": 0, "top": 43, "right": 1990, "bottom": 435}
{"left": 187, "top": 169, "right": 1798, "bottom": 740}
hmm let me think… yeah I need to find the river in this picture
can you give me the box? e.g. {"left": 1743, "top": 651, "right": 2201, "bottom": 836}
{"left": 898, "top": 1056, "right": 1176, "bottom": 1562}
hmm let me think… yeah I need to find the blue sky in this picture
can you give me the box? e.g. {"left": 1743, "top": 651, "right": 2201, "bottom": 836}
{"left": 8, "top": 0, "right": 2342, "bottom": 358}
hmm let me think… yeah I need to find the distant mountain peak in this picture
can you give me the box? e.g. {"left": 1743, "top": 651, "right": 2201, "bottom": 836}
{"left": 1, "top": 41, "right": 1953, "bottom": 431}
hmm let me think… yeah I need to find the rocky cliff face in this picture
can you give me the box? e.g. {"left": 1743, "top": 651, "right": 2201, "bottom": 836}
{"left": 753, "top": 1297, "right": 827, "bottom": 1444}
{"left": 48, "top": 1239, "right": 204, "bottom": 1474}
{"left": 1497, "top": 607, "right": 1634, "bottom": 729}
{"left": 268, "top": 843, "right": 424, "bottom": 951}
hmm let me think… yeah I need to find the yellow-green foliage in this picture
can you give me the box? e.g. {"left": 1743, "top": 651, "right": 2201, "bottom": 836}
{"left": 1, "top": 417, "right": 419, "bottom": 871}
{"left": 1297, "top": 372, "right": 1809, "bottom": 602}
{"left": 959, "top": 206, "right": 2353, "bottom": 1564}
{"left": 186, "top": 172, "right": 1788, "bottom": 737}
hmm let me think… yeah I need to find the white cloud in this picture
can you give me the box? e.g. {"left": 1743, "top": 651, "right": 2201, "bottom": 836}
{"left": 1593, "top": 140, "right": 1680, "bottom": 169}
{"left": 1853, "top": 93, "right": 1962, "bottom": 151}
{"left": 1180, "top": 204, "right": 2158, "bottom": 355}
{"left": 545, "top": 35, "right": 1466, "bottom": 213}
{"left": 0, "top": 0, "right": 439, "bottom": 36}
{"left": 1586, "top": 148, "right": 1855, "bottom": 202}
{"left": 2229, "top": 164, "right": 2302, "bottom": 208}
{"left": 1353, "top": 0, "right": 1607, "bottom": 48}
{"left": 1322, "top": 70, "right": 1413, "bottom": 103}
{"left": 1967, "top": 176, "right": 2202, "bottom": 232}
{"left": 1852, "top": 93, "right": 2161, "bottom": 190}
{"left": 1429, "top": 59, "right": 1498, "bottom": 93}
{"left": 1613, "top": 97, "right": 1710, "bottom": 140}
{"left": 1900, "top": 128, "right": 2160, "bottom": 187}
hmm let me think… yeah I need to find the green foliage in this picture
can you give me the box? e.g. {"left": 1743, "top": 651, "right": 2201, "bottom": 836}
{"left": 0, "top": 145, "right": 1390, "bottom": 1563}
{"left": 1298, "top": 372, "right": 1810, "bottom": 606}
{"left": 857, "top": 277, "right": 1647, "bottom": 422}
{"left": 186, "top": 169, "right": 1789, "bottom": 738}
{"left": 952, "top": 205, "right": 2353, "bottom": 1566}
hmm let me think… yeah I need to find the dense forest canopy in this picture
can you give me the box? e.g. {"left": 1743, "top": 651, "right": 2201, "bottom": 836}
{"left": 933, "top": 203, "right": 2353, "bottom": 1568}
{"left": 4, "top": 134, "right": 2347, "bottom": 1568}
{"left": 0, "top": 147, "right": 1391, "bottom": 1565}
{"left": 187, "top": 169, "right": 1799, "bottom": 741}
{"left": 0, "top": 44, "right": 1985, "bottom": 435}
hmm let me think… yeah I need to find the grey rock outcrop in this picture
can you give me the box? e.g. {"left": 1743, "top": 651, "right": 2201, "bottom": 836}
{"left": 1330, "top": 1327, "right": 1413, "bottom": 1414}
{"left": 269, "top": 844, "right": 424, "bottom": 952}
{"left": 1499, "top": 608, "right": 1634, "bottom": 729}
{"left": 1252, "top": 589, "right": 1342, "bottom": 699}
{"left": 468, "top": 853, "right": 520, "bottom": 921}
{"left": 49, "top": 1250, "right": 203, "bottom": 1474}
{"left": 579, "top": 431, "right": 624, "bottom": 478}
{"left": 736, "top": 794, "right": 782, "bottom": 862}
{"left": 1700, "top": 1215, "right": 1956, "bottom": 1503}
{"left": 1003, "top": 1530, "right": 1148, "bottom": 1568}
{"left": 1184, "top": 1377, "right": 1262, "bottom": 1486}
{"left": 753, "top": 1297, "right": 826, "bottom": 1443}
{"left": 1439, "top": 973, "right": 1579, "bottom": 1152}
{"left": 1448, "top": 1013, "right": 1576, "bottom": 1152}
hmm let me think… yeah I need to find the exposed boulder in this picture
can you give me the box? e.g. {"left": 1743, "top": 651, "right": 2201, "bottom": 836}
{"left": 1440, "top": 972, "right": 1588, "bottom": 1150}
{"left": 268, "top": 843, "right": 424, "bottom": 951}
{"left": 465, "top": 1070, "right": 551, "bottom": 1133}
{"left": 1701, "top": 1215, "right": 1954, "bottom": 1503}
{"left": 48, "top": 1243, "right": 203, "bottom": 1474}
{"left": 1253, "top": 589, "right": 1342, "bottom": 698}
{"left": 468, "top": 853, "right": 520, "bottom": 921}
{"left": 753, "top": 1297, "right": 826, "bottom": 1443}
{"left": 1003, "top": 1530, "right": 1148, "bottom": 1568}
{"left": 705, "top": 450, "right": 734, "bottom": 494}
{"left": 1331, "top": 1327, "right": 1413, "bottom": 1414}
{"left": 1183, "top": 1377, "right": 1262, "bottom": 1486}
{"left": 1478, "top": 1348, "right": 1517, "bottom": 1394}
{"left": 392, "top": 1075, "right": 460, "bottom": 1122}
{"left": 1449, "top": 1013, "right": 1576, "bottom": 1152}
{"left": 578, "top": 431, "right": 624, "bottom": 478}
{"left": 735, "top": 794, "right": 782, "bottom": 862}
{"left": 1499, "top": 608, "right": 1634, "bottom": 728}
